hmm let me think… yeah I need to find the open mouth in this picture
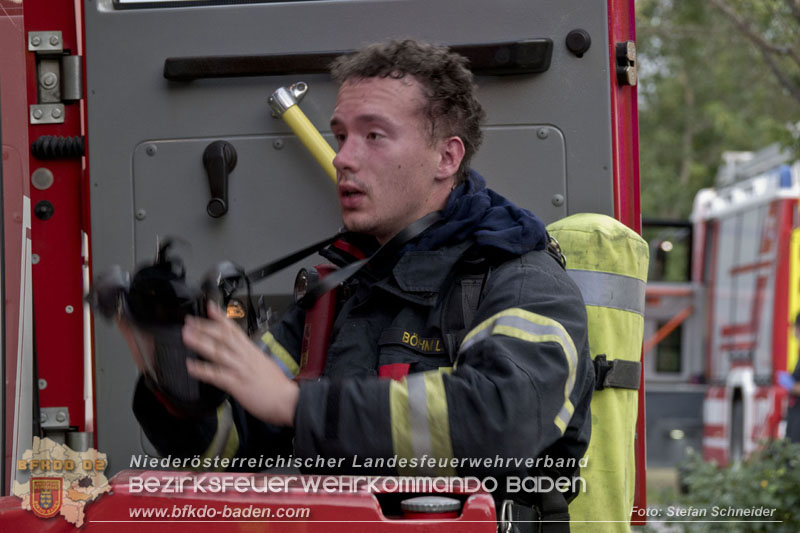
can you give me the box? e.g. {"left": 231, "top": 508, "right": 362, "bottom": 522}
{"left": 339, "top": 187, "right": 365, "bottom": 208}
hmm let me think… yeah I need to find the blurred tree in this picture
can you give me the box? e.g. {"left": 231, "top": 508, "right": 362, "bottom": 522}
{"left": 637, "top": 0, "right": 800, "bottom": 218}
{"left": 710, "top": 0, "right": 800, "bottom": 105}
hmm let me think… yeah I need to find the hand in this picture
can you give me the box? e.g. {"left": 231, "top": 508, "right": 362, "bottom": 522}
{"left": 182, "top": 302, "right": 299, "bottom": 426}
{"left": 777, "top": 371, "right": 795, "bottom": 391}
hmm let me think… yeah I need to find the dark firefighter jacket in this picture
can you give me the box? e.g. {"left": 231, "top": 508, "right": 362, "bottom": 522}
{"left": 133, "top": 171, "right": 594, "bottom": 501}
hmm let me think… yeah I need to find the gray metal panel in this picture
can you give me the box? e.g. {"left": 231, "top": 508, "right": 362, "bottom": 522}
{"left": 84, "top": 0, "right": 614, "bottom": 473}
{"left": 473, "top": 126, "right": 567, "bottom": 222}
{"left": 132, "top": 135, "right": 340, "bottom": 289}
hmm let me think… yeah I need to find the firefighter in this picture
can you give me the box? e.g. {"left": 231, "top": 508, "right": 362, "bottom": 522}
{"left": 130, "top": 39, "right": 594, "bottom": 528}
{"left": 778, "top": 313, "right": 800, "bottom": 443}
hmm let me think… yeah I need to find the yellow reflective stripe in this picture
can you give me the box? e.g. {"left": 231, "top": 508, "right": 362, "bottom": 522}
{"left": 261, "top": 331, "right": 299, "bottom": 377}
{"left": 389, "top": 379, "right": 414, "bottom": 476}
{"left": 461, "top": 311, "right": 502, "bottom": 347}
{"left": 220, "top": 421, "right": 240, "bottom": 463}
{"left": 199, "top": 401, "right": 240, "bottom": 470}
{"left": 389, "top": 372, "right": 455, "bottom": 476}
{"left": 424, "top": 372, "right": 456, "bottom": 476}
{"left": 459, "top": 308, "right": 577, "bottom": 435}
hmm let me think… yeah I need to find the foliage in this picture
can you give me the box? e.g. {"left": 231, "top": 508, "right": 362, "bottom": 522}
{"left": 636, "top": 0, "right": 800, "bottom": 219}
{"left": 710, "top": 0, "right": 800, "bottom": 106}
{"left": 675, "top": 440, "right": 800, "bottom": 532}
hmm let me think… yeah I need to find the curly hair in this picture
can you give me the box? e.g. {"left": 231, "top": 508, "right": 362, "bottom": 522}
{"left": 330, "top": 39, "right": 485, "bottom": 184}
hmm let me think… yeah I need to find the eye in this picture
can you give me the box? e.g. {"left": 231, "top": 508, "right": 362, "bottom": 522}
{"left": 366, "top": 131, "right": 384, "bottom": 141}
{"left": 334, "top": 133, "right": 346, "bottom": 146}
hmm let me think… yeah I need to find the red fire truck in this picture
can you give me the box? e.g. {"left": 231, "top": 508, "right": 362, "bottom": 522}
{"left": 643, "top": 143, "right": 800, "bottom": 467}
{"left": 1, "top": 0, "right": 641, "bottom": 529}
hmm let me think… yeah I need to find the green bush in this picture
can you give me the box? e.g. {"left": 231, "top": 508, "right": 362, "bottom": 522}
{"left": 674, "top": 440, "right": 800, "bottom": 532}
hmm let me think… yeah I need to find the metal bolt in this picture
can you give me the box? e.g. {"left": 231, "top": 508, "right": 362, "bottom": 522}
{"left": 32, "top": 167, "right": 55, "bottom": 190}
{"left": 31, "top": 35, "right": 41, "bottom": 46}
{"left": 56, "top": 412, "right": 66, "bottom": 423}
{"left": 32, "top": 254, "right": 40, "bottom": 264}
{"left": 41, "top": 412, "right": 48, "bottom": 423}
{"left": 40, "top": 72, "right": 58, "bottom": 89}
{"left": 273, "top": 139, "right": 284, "bottom": 150}
{"left": 50, "top": 35, "right": 60, "bottom": 46}
{"left": 537, "top": 128, "right": 549, "bottom": 139}
{"left": 51, "top": 107, "right": 63, "bottom": 119}
{"left": 32, "top": 108, "right": 43, "bottom": 120}
{"left": 39, "top": 378, "right": 47, "bottom": 390}
{"left": 66, "top": 305, "right": 74, "bottom": 314}
{"left": 551, "top": 194, "right": 565, "bottom": 207}
{"left": 136, "top": 209, "right": 147, "bottom": 221}
{"left": 145, "top": 144, "right": 157, "bottom": 156}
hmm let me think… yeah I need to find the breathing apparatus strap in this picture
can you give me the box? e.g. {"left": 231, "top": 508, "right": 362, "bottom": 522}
{"left": 295, "top": 211, "right": 442, "bottom": 308}
{"left": 245, "top": 234, "right": 343, "bottom": 284}
{"left": 242, "top": 211, "right": 442, "bottom": 308}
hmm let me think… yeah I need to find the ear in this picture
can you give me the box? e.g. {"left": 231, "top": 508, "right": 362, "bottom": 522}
{"left": 434, "top": 136, "right": 466, "bottom": 182}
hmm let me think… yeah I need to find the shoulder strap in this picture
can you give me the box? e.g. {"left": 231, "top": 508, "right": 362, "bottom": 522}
{"left": 460, "top": 275, "right": 485, "bottom": 328}
{"left": 441, "top": 256, "right": 492, "bottom": 362}
{"left": 296, "top": 211, "right": 442, "bottom": 309}
{"left": 442, "top": 242, "right": 558, "bottom": 360}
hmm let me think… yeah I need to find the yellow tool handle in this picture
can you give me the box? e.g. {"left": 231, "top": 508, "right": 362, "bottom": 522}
{"left": 281, "top": 106, "right": 337, "bottom": 183}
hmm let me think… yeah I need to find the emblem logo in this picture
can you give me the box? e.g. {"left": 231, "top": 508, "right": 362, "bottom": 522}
{"left": 13, "top": 437, "right": 111, "bottom": 526}
{"left": 30, "top": 477, "right": 62, "bottom": 518}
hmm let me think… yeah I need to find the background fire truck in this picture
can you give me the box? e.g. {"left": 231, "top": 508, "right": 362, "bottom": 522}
{"left": 643, "top": 143, "right": 800, "bottom": 468}
{"left": 1, "top": 0, "right": 641, "bottom": 526}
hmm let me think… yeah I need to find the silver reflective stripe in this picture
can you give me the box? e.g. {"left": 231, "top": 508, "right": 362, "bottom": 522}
{"left": 460, "top": 315, "right": 578, "bottom": 393}
{"left": 270, "top": 355, "right": 295, "bottom": 379}
{"left": 555, "top": 404, "right": 573, "bottom": 434}
{"left": 458, "top": 329, "right": 486, "bottom": 354}
{"left": 257, "top": 335, "right": 294, "bottom": 378}
{"left": 567, "top": 269, "right": 645, "bottom": 315}
{"left": 260, "top": 332, "right": 299, "bottom": 377}
{"left": 407, "top": 374, "right": 437, "bottom": 476}
{"left": 502, "top": 315, "right": 576, "bottom": 391}
{"left": 458, "top": 308, "right": 579, "bottom": 435}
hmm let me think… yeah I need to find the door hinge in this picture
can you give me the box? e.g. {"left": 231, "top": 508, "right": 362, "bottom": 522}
{"left": 28, "top": 31, "right": 83, "bottom": 125}
{"left": 616, "top": 41, "right": 637, "bottom": 87}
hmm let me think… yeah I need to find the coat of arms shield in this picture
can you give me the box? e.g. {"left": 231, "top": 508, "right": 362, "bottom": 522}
{"left": 30, "top": 477, "right": 63, "bottom": 518}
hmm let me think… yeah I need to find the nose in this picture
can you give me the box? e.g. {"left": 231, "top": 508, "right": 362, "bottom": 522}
{"left": 333, "top": 138, "right": 359, "bottom": 175}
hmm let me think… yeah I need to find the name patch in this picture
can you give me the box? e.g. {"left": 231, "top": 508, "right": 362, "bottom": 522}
{"left": 379, "top": 328, "right": 444, "bottom": 355}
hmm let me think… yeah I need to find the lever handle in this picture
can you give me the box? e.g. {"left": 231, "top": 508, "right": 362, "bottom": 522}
{"left": 202, "top": 140, "right": 237, "bottom": 218}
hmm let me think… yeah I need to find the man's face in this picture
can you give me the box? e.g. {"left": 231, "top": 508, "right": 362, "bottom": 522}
{"left": 330, "top": 76, "right": 455, "bottom": 243}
